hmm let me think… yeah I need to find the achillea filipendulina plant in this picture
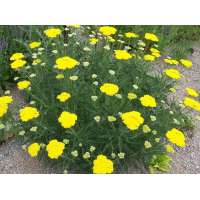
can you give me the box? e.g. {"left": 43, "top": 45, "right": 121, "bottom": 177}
{"left": 6, "top": 25, "right": 196, "bottom": 173}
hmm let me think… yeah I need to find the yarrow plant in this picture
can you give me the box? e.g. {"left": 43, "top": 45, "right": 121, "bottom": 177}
{"left": 3, "top": 25, "right": 198, "bottom": 173}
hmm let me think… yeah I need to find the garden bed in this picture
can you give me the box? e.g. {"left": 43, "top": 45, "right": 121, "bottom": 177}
{"left": 0, "top": 26, "right": 200, "bottom": 174}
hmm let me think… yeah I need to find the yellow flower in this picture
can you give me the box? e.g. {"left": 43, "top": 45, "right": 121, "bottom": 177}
{"left": 183, "top": 97, "right": 200, "bottom": 111}
{"left": 83, "top": 152, "right": 90, "bottom": 159}
{"left": 169, "top": 87, "right": 176, "bottom": 93}
{"left": 44, "top": 28, "right": 62, "bottom": 38}
{"left": 10, "top": 59, "right": 27, "bottom": 70}
{"left": 56, "top": 92, "right": 71, "bottom": 102}
{"left": 144, "top": 54, "right": 155, "bottom": 62}
{"left": 58, "top": 111, "right": 78, "bottom": 128}
{"left": 0, "top": 96, "right": 13, "bottom": 105}
{"left": 180, "top": 59, "right": 192, "bottom": 68}
{"left": 121, "top": 111, "right": 144, "bottom": 131}
{"left": 56, "top": 74, "right": 64, "bottom": 79}
{"left": 19, "top": 106, "right": 40, "bottom": 122}
{"left": 107, "top": 116, "right": 117, "bottom": 122}
{"left": 164, "top": 69, "right": 182, "bottom": 79}
{"left": 150, "top": 48, "right": 160, "bottom": 53}
{"left": 28, "top": 143, "right": 40, "bottom": 157}
{"left": 29, "top": 41, "right": 41, "bottom": 49}
{"left": 143, "top": 125, "right": 151, "bottom": 133}
{"left": 69, "top": 75, "right": 78, "bottom": 81}
{"left": 46, "top": 139, "right": 65, "bottom": 159}
{"left": 71, "top": 150, "right": 78, "bottom": 157}
{"left": 107, "top": 36, "right": 116, "bottom": 43}
{"left": 165, "top": 144, "right": 174, "bottom": 153}
{"left": 0, "top": 103, "right": 8, "bottom": 118}
{"left": 114, "top": 50, "right": 132, "bottom": 60}
{"left": 127, "top": 92, "right": 137, "bottom": 100}
{"left": 118, "top": 152, "right": 125, "bottom": 159}
{"left": 100, "top": 83, "right": 119, "bottom": 96}
{"left": 166, "top": 128, "right": 185, "bottom": 147}
{"left": 93, "top": 155, "right": 114, "bottom": 174}
{"left": 10, "top": 53, "right": 25, "bottom": 61}
{"left": 94, "top": 116, "right": 101, "bottom": 122}
{"left": 17, "top": 80, "right": 31, "bottom": 90}
{"left": 144, "top": 33, "right": 159, "bottom": 42}
{"left": 165, "top": 58, "right": 178, "bottom": 65}
{"left": 151, "top": 52, "right": 161, "bottom": 58}
{"left": 164, "top": 58, "right": 179, "bottom": 65}
{"left": 0, "top": 95, "right": 13, "bottom": 117}
{"left": 99, "top": 26, "right": 117, "bottom": 36}
{"left": 56, "top": 56, "right": 79, "bottom": 70}
{"left": 89, "top": 37, "right": 99, "bottom": 45}
{"left": 125, "top": 32, "right": 139, "bottom": 38}
{"left": 144, "top": 141, "right": 152, "bottom": 148}
{"left": 140, "top": 95, "right": 157, "bottom": 107}
{"left": 32, "top": 59, "right": 41, "bottom": 65}
{"left": 185, "top": 87, "right": 199, "bottom": 97}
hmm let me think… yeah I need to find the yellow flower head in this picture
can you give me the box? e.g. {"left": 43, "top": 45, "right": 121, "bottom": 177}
{"left": 183, "top": 97, "right": 200, "bottom": 111}
{"left": 0, "top": 103, "right": 8, "bottom": 118}
{"left": 0, "top": 96, "right": 13, "bottom": 105}
{"left": 185, "top": 87, "right": 199, "bottom": 97}
{"left": 29, "top": 41, "right": 41, "bottom": 49}
{"left": 56, "top": 56, "right": 79, "bottom": 70}
{"left": 144, "top": 141, "right": 152, "bottom": 148}
{"left": 56, "top": 92, "right": 71, "bottom": 102}
{"left": 144, "top": 54, "right": 156, "bottom": 62}
{"left": 164, "top": 69, "right": 182, "bottom": 79}
{"left": 56, "top": 74, "right": 64, "bottom": 79}
{"left": 69, "top": 75, "right": 78, "bottom": 81}
{"left": 121, "top": 111, "right": 144, "bottom": 131}
{"left": 114, "top": 50, "right": 132, "bottom": 60}
{"left": 151, "top": 52, "right": 161, "bottom": 58}
{"left": 165, "top": 144, "right": 174, "bottom": 153}
{"left": 166, "top": 128, "right": 185, "bottom": 147}
{"left": 100, "top": 83, "right": 119, "bottom": 96}
{"left": 127, "top": 92, "right": 137, "bottom": 100}
{"left": 44, "top": 28, "right": 62, "bottom": 38}
{"left": 10, "top": 59, "right": 27, "bottom": 70}
{"left": 93, "top": 154, "right": 114, "bottom": 174}
{"left": 89, "top": 37, "right": 99, "bottom": 45}
{"left": 28, "top": 143, "right": 40, "bottom": 157}
{"left": 164, "top": 58, "right": 179, "bottom": 65}
{"left": 19, "top": 106, "right": 40, "bottom": 122}
{"left": 180, "top": 59, "right": 192, "bottom": 68}
{"left": 150, "top": 48, "right": 160, "bottom": 53}
{"left": 169, "top": 87, "right": 176, "bottom": 93}
{"left": 143, "top": 124, "right": 151, "bottom": 133}
{"left": 144, "top": 33, "right": 159, "bottom": 42}
{"left": 125, "top": 32, "right": 139, "bottom": 38}
{"left": 17, "top": 80, "right": 31, "bottom": 90}
{"left": 140, "top": 95, "right": 157, "bottom": 107}
{"left": 46, "top": 139, "right": 65, "bottom": 159}
{"left": 99, "top": 26, "right": 117, "bottom": 36}
{"left": 58, "top": 111, "right": 78, "bottom": 128}
{"left": 10, "top": 53, "right": 25, "bottom": 61}
{"left": 107, "top": 116, "right": 117, "bottom": 122}
{"left": 32, "top": 59, "right": 41, "bottom": 65}
{"left": 107, "top": 36, "right": 116, "bottom": 43}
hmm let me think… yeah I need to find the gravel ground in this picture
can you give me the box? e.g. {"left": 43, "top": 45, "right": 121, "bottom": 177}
{"left": 0, "top": 87, "right": 56, "bottom": 173}
{"left": 169, "top": 45, "right": 200, "bottom": 173}
{"left": 0, "top": 45, "right": 200, "bottom": 174}
{"left": 0, "top": 139, "right": 55, "bottom": 173}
